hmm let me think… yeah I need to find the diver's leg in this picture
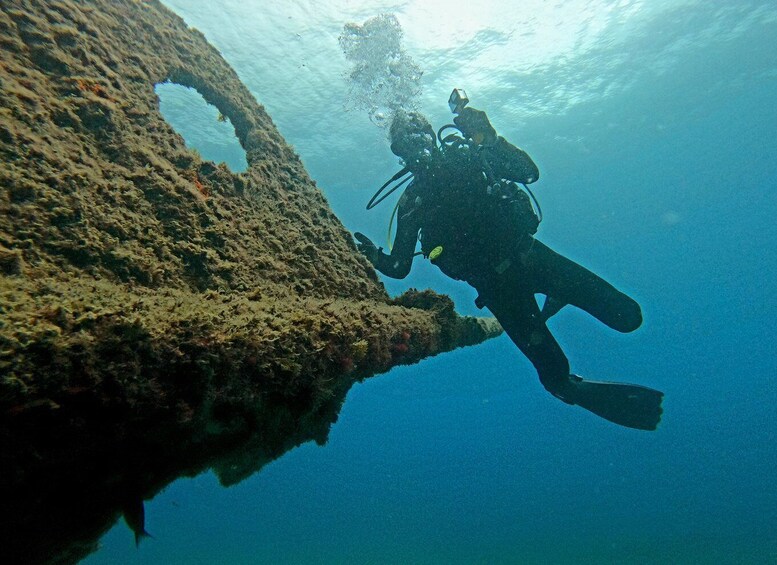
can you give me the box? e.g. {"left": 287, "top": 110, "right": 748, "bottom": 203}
{"left": 479, "top": 283, "right": 663, "bottom": 430}
{"left": 499, "top": 242, "right": 664, "bottom": 430}
{"left": 479, "top": 286, "right": 573, "bottom": 398}
{"left": 525, "top": 239, "right": 642, "bottom": 333}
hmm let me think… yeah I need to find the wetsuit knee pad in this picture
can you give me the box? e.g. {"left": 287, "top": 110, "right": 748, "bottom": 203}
{"left": 616, "top": 298, "right": 643, "bottom": 333}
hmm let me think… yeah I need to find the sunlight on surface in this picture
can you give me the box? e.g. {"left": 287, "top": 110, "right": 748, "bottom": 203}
{"left": 400, "top": 0, "right": 646, "bottom": 68}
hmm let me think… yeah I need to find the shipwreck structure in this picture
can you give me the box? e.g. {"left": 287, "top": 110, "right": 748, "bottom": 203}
{"left": 0, "top": 1, "right": 501, "bottom": 563}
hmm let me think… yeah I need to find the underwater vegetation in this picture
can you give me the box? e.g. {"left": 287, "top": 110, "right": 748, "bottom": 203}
{"left": 0, "top": 1, "right": 500, "bottom": 563}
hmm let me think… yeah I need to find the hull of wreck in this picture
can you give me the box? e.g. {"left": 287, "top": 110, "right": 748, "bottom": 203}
{"left": 0, "top": 1, "right": 500, "bottom": 563}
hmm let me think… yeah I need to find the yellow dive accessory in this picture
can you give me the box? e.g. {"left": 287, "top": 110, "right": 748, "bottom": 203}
{"left": 429, "top": 245, "right": 443, "bottom": 261}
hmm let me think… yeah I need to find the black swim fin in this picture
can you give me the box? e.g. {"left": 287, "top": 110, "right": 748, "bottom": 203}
{"left": 566, "top": 375, "right": 664, "bottom": 431}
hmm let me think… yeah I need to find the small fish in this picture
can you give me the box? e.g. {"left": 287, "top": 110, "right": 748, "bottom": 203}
{"left": 216, "top": 112, "right": 227, "bottom": 122}
{"left": 122, "top": 496, "right": 153, "bottom": 547}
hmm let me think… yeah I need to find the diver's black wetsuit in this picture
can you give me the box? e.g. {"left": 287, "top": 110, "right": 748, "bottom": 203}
{"left": 357, "top": 106, "right": 663, "bottom": 430}
{"left": 372, "top": 135, "right": 642, "bottom": 398}
{"left": 470, "top": 239, "right": 642, "bottom": 395}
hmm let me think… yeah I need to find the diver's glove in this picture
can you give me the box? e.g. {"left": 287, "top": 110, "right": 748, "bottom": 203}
{"left": 453, "top": 107, "right": 497, "bottom": 146}
{"left": 354, "top": 232, "right": 380, "bottom": 265}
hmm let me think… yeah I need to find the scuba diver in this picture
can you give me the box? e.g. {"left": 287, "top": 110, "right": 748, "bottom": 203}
{"left": 354, "top": 89, "right": 664, "bottom": 431}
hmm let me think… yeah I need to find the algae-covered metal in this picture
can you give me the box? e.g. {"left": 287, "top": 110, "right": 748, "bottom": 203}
{"left": 0, "top": 1, "right": 500, "bottom": 563}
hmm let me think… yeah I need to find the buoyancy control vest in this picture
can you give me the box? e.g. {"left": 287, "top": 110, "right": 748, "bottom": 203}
{"left": 412, "top": 142, "right": 539, "bottom": 281}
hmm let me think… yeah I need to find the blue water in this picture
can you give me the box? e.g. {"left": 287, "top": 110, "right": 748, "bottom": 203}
{"left": 84, "top": 1, "right": 777, "bottom": 563}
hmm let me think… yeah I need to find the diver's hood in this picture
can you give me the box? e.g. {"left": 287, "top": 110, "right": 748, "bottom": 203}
{"left": 389, "top": 110, "right": 436, "bottom": 165}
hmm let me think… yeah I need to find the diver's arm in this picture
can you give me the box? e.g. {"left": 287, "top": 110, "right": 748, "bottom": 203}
{"left": 375, "top": 226, "right": 418, "bottom": 279}
{"left": 484, "top": 136, "right": 540, "bottom": 184}
{"left": 453, "top": 107, "right": 539, "bottom": 184}
{"left": 354, "top": 195, "right": 419, "bottom": 279}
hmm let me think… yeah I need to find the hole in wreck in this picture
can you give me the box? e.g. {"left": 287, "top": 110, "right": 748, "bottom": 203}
{"left": 155, "top": 82, "right": 248, "bottom": 173}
